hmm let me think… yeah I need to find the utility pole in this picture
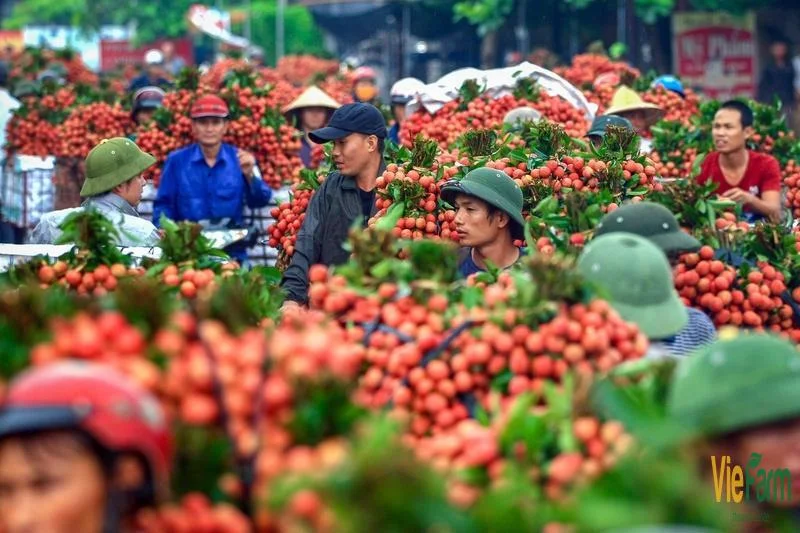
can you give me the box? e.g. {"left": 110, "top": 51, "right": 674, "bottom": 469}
{"left": 276, "top": 0, "right": 286, "bottom": 62}
{"left": 215, "top": 0, "right": 224, "bottom": 60}
{"left": 516, "top": 0, "right": 529, "bottom": 57}
{"left": 245, "top": 0, "right": 252, "bottom": 53}
{"left": 402, "top": 1, "right": 411, "bottom": 77}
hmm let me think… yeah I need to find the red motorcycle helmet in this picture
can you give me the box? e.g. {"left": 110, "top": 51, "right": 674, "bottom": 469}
{"left": 0, "top": 361, "right": 173, "bottom": 500}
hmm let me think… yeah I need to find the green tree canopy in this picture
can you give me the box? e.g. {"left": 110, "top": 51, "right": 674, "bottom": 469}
{"left": 3, "top": 0, "right": 197, "bottom": 42}
{"left": 2, "top": 0, "right": 326, "bottom": 58}
{"left": 428, "top": 0, "right": 775, "bottom": 34}
{"left": 237, "top": 1, "right": 327, "bottom": 65}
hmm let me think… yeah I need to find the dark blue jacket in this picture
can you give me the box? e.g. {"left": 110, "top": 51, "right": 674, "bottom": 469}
{"left": 128, "top": 75, "right": 172, "bottom": 92}
{"left": 300, "top": 136, "right": 313, "bottom": 168}
{"left": 388, "top": 123, "right": 400, "bottom": 145}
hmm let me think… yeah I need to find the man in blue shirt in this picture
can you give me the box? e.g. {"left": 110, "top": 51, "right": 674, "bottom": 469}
{"left": 153, "top": 94, "right": 272, "bottom": 262}
{"left": 440, "top": 167, "right": 526, "bottom": 278}
{"left": 128, "top": 50, "right": 172, "bottom": 92}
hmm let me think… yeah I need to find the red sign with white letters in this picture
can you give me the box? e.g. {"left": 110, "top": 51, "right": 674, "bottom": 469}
{"left": 100, "top": 38, "right": 193, "bottom": 71}
{"left": 673, "top": 12, "right": 756, "bottom": 100}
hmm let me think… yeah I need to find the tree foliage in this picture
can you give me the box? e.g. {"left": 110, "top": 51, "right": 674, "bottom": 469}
{"left": 4, "top": 0, "right": 107, "bottom": 32}
{"left": 450, "top": 0, "right": 514, "bottom": 37}
{"left": 240, "top": 1, "right": 327, "bottom": 65}
{"left": 2, "top": 0, "right": 325, "bottom": 55}
{"left": 3, "top": 0, "right": 196, "bottom": 42}
{"left": 430, "top": 0, "right": 774, "bottom": 38}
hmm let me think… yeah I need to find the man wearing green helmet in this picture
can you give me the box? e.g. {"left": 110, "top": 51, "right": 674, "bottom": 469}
{"left": 440, "top": 167, "right": 526, "bottom": 277}
{"left": 594, "top": 201, "right": 702, "bottom": 261}
{"left": 668, "top": 332, "right": 800, "bottom": 529}
{"left": 578, "top": 233, "right": 716, "bottom": 357}
{"left": 29, "top": 138, "right": 160, "bottom": 247}
{"left": 586, "top": 115, "right": 635, "bottom": 147}
{"left": 502, "top": 107, "right": 542, "bottom": 133}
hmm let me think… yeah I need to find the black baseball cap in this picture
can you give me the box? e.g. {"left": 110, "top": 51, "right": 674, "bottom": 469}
{"left": 308, "top": 103, "right": 387, "bottom": 144}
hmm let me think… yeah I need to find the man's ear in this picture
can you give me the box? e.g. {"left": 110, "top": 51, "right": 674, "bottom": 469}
{"left": 743, "top": 125, "right": 755, "bottom": 139}
{"left": 112, "top": 454, "right": 147, "bottom": 491}
{"left": 367, "top": 134, "right": 377, "bottom": 153}
{"left": 497, "top": 211, "right": 510, "bottom": 229}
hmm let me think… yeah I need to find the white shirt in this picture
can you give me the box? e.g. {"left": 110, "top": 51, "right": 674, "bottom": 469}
{"left": 29, "top": 193, "right": 159, "bottom": 246}
{"left": 0, "top": 89, "right": 21, "bottom": 159}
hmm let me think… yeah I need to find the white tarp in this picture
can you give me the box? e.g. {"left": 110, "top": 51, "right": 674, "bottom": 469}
{"left": 188, "top": 5, "right": 249, "bottom": 48}
{"left": 0, "top": 244, "right": 161, "bottom": 272}
{"left": 406, "top": 61, "right": 597, "bottom": 120}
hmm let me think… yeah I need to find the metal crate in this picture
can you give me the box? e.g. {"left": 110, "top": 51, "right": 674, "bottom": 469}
{"left": 0, "top": 157, "right": 56, "bottom": 229}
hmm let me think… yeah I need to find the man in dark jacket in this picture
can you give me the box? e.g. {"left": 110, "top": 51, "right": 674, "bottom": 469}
{"left": 281, "top": 103, "right": 387, "bottom": 308}
{"left": 128, "top": 50, "right": 172, "bottom": 92}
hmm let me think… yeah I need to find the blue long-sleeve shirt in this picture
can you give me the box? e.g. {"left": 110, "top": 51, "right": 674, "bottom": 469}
{"left": 153, "top": 143, "right": 272, "bottom": 261}
{"left": 154, "top": 143, "right": 271, "bottom": 225}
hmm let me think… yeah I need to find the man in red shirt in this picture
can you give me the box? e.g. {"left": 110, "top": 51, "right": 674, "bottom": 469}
{"left": 696, "top": 100, "right": 783, "bottom": 222}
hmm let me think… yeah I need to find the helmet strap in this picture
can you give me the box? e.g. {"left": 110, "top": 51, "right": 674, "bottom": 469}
{"left": 101, "top": 459, "right": 157, "bottom": 533}
{"left": 102, "top": 489, "right": 124, "bottom": 533}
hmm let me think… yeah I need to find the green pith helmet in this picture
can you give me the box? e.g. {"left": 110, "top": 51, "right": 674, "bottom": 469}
{"left": 13, "top": 80, "right": 40, "bottom": 99}
{"left": 668, "top": 333, "right": 800, "bottom": 438}
{"left": 578, "top": 232, "right": 688, "bottom": 339}
{"left": 594, "top": 202, "right": 701, "bottom": 255}
{"left": 503, "top": 107, "right": 542, "bottom": 129}
{"left": 440, "top": 167, "right": 526, "bottom": 240}
{"left": 80, "top": 138, "right": 156, "bottom": 197}
{"left": 44, "top": 62, "right": 68, "bottom": 77}
{"left": 587, "top": 114, "right": 634, "bottom": 138}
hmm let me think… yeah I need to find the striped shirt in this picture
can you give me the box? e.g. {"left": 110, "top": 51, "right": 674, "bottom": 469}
{"left": 655, "top": 307, "right": 717, "bottom": 357}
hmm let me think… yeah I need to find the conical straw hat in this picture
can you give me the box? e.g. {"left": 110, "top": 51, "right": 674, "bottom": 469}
{"left": 283, "top": 86, "right": 341, "bottom": 115}
{"left": 604, "top": 85, "right": 664, "bottom": 126}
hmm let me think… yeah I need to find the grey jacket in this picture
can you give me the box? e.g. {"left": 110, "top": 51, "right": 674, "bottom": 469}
{"left": 281, "top": 169, "right": 381, "bottom": 304}
{"left": 29, "top": 193, "right": 160, "bottom": 247}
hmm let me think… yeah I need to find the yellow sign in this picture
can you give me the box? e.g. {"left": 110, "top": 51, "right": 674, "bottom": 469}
{"left": 0, "top": 30, "right": 24, "bottom": 53}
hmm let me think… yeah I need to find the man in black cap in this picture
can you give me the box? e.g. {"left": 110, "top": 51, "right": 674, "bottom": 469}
{"left": 281, "top": 103, "right": 387, "bottom": 308}
{"left": 131, "top": 86, "right": 165, "bottom": 127}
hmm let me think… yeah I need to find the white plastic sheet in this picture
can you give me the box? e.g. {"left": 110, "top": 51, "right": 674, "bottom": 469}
{"left": 188, "top": 4, "right": 249, "bottom": 48}
{"left": 0, "top": 243, "right": 161, "bottom": 272}
{"left": 406, "top": 62, "right": 595, "bottom": 121}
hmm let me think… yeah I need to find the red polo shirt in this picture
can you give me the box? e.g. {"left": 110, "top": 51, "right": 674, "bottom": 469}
{"left": 696, "top": 150, "right": 782, "bottom": 212}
